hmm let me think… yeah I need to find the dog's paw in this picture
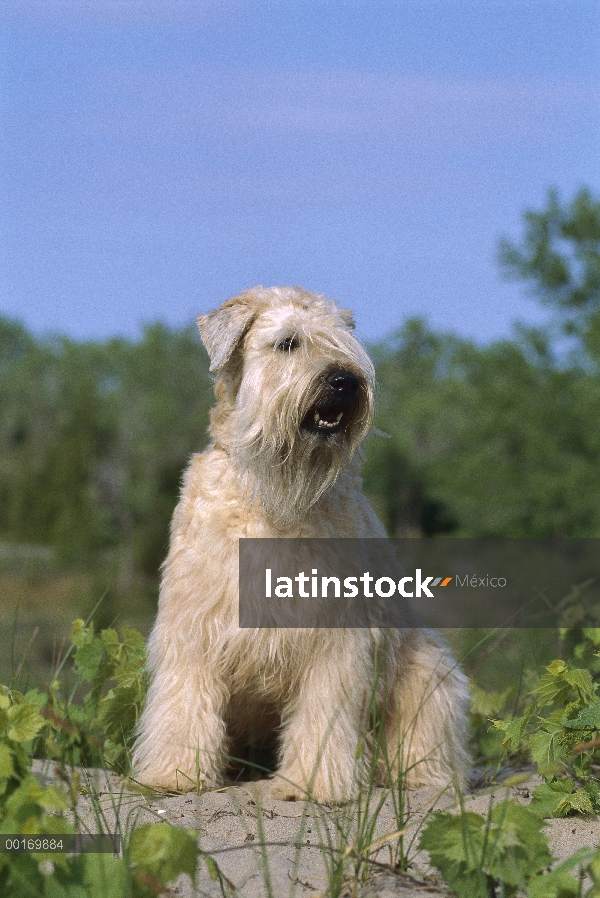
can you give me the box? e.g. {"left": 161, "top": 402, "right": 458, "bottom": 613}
{"left": 133, "top": 766, "right": 211, "bottom": 794}
{"left": 268, "top": 778, "right": 308, "bottom": 801}
{"left": 268, "top": 773, "right": 355, "bottom": 804}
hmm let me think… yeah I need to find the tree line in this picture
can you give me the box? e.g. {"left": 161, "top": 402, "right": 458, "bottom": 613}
{"left": 1, "top": 189, "right": 599, "bottom": 597}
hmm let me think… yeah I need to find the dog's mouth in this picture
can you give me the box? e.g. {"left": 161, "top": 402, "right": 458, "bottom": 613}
{"left": 301, "top": 370, "right": 364, "bottom": 438}
{"left": 302, "top": 404, "right": 346, "bottom": 435}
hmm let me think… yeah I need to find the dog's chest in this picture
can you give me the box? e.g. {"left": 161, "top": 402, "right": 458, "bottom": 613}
{"left": 223, "top": 627, "right": 308, "bottom": 698}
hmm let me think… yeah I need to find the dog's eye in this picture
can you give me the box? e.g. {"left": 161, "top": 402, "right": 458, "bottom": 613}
{"left": 276, "top": 336, "right": 300, "bottom": 352}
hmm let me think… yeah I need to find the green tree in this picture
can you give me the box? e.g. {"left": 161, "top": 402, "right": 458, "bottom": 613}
{"left": 363, "top": 187, "right": 600, "bottom": 538}
{"left": 0, "top": 318, "right": 213, "bottom": 590}
{"left": 499, "top": 188, "right": 600, "bottom": 356}
{"left": 99, "top": 323, "right": 212, "bottom": 584}
{"left": 365, "top": 320, "right": 600, "bottom": 538}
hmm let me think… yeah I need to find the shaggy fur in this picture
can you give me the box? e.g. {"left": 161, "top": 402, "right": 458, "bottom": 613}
{"left": 132, "top": 286, "right": 469, "bottom": 801}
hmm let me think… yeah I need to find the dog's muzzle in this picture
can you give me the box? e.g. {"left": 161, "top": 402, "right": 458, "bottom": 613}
{"left": 301, "top": 369, "right": 363, "bottom": 436}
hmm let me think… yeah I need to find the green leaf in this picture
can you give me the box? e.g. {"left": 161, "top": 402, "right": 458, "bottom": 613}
{"left": 100, "top": 628, "right": 119, "bottom": 649}
{"left": 563, "top": 700, "right": 600, "bottom": 729}
{"left": 584, "top": 781, "right": 600, "bottom": 809}
{"left": 418, "top": 811, "right": 488, "bottom": 897}
{"left": 589, "top": 846, "right": 600, "bottom": 886}
{"left": 547, "top": 660, "right": 568, "bottom": 676}
{"left": 120, "top": 627, "right": 147, "bottom": 653}
{"left": 7, "top": 703, "right": 46, "bottom": 743}
{"left": 530, "top": 780, "right": 575, "bottom": 818}
{"left": 528, "top": 870, "right": 581, "bottom": 898}
{"left": 491, "top": 716, "right": 527, "bottom": 751}
{"left": 568, "top": 788, "right": 595, "bottom": 814}
{"left": 529, "top": 730, "right": 558, "bottom": 768}
{"left": 4, "top": 774, "right": 69, "bottom": 823}
{"left": 82, "top": 853, "right": 128, "bottom": 898}
{"left": 22, "top": 689, "right": 46, "bottom": 711}
{"left": 528, "top": 846, "right": 595, "bottom": 898}
{"left": 0, "top": 742, "right": 15, "bottom": 780}
{"left": 129, "top": 823, "right": 198, "bottom": 887}
{"left": 531, "top": 780, "right": 597, "bottom": 817}
{"left": 488, "top": 800, "right": 552, "bottom": 882}
{"left": 420, "top": 812, "right": 501, "bottom": 897}
{"left": 419, "top": 801, "right": 554, "bottom": 897}
{"left": 533, "top": 662, "right": 596, "bottom": 715}
{"left": 562, "top": 666, "right": 595, "bottom": 699}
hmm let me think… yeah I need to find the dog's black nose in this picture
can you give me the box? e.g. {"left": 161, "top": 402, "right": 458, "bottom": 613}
{"left": 326, "top": 371, "right": 360, "bottom": 396}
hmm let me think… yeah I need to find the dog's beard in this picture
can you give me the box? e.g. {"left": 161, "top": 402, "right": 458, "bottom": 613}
{"left": 236, "top": 434, "right": 350, "bottom": 525}
{"left": 232, "top": 382, "right": 372, "bottom": 526}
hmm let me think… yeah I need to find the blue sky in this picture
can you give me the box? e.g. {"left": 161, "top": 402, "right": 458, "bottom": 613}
{"left": 1, "top": 0, "right": 598, "bottom": 344}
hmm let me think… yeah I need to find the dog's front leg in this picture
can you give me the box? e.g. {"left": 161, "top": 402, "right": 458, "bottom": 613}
{"left": 382, "top": 629, "right": 470, "bottom": 791}
{"left": 271, "top": 644, "right": 370, "bottom": 803}
{"left": 132, "top": 631, "right": 229, "bottom": 792}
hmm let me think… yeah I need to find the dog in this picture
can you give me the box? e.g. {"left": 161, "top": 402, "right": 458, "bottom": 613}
{"left": 132, "top": 286, "right": 469, "bottom": 801}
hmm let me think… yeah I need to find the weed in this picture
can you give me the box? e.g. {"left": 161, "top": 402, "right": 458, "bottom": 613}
{"left": 420, "top": 798, "right": 597, "bottom": 898}
{"left": 1, "top": 616, "right": 600, "bottom": 896}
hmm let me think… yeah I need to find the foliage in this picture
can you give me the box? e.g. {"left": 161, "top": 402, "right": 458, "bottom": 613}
{"left": 0, "top": 190, "right": 598, "bottom": 600}
{"left": 0, "top": 792, "right": 198, "bottom": 897}
{"left": 2, "top": 616, "right": 600, "bottom": 895}
{"left": 419, "top": 800, "right": 597, "bottom": 898}
{"left": 560, "top": 627, "right": 600, "bottom": 679}
{"left": 365, "top": 187, "right": 600, "bottom": 539}
{"left": 68, "top": 620, "right": 148, "bottom": 770}
{"left": 490, "top": 655, "right": 600, "bottom": 816}
{"left": 0, "top": 322, "right": 212, "bottom": 584}
{"left": 128, "top": 824, "right": 199, "bottom": 898}
{"left": 365, "top": 317, "right": 600, "bottom": 538}
{"left": 469, "top": 683, "right": 517, "bottom": 764}
{"left": 2, "top": 187, "right": 600, "bottom": 892}
{"left": 9, "top": 621, "right": 149, "bottom": 773}
{"left": 499, "top": 187, "right": 600, "bottom": 354}
{"left": 0, "top": 644, "right": 202, "bottom": 896}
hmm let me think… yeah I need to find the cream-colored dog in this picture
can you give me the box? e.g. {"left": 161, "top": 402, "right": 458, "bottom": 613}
{"left": 132, "top": 286, "right": 469, "bottom": 800}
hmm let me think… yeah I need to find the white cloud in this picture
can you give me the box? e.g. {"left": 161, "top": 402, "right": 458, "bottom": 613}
{"left": 61, "top": 65, "right": 598, "bottom": 151}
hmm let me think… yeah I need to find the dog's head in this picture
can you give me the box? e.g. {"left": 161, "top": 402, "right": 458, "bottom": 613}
{"left": 198, "top": 286, "right": 375, "bottom": 523}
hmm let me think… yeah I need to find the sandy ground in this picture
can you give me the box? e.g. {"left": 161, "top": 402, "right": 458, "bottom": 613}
{"left": 32, "top": 762, "right": 600, "bottom": 897}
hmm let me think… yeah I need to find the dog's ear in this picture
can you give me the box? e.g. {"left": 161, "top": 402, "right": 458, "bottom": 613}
{"left": 197, "top": 302, "right": 256, "bottom": 373}
{"left": 339, "top": 308, "right": 356, "bottom": 330}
